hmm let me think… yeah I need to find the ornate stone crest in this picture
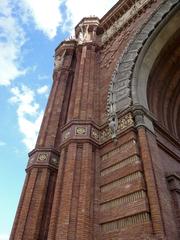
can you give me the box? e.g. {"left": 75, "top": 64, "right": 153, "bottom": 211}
{"left": 91, "top": 128, "right": 99, "bottom": 141}
{"left": 75, "top": 127, "right": 87, "bottom": 135}
{"left": 37, "top": 153, "right": 48, "bottom": 162}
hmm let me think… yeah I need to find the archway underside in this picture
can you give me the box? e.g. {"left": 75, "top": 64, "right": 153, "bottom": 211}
{"left": 147, "top": 30, "right": 180, "bottom": 140}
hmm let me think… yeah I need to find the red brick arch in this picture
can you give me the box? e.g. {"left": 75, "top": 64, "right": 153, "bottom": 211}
{"left": 108, "top": 0, "right": 180, "bottom": 122}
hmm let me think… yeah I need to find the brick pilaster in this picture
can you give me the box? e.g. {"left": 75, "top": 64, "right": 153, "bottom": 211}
{"left": 75, "top": 143, "right": 94, "bottom": 240}
{"left": 36, "top": 41, "right": 76, "bottom": 148}
{"left": 55, "top": 143, "right": 77, "bottom": 239}
{"left": 10, "top": 149, "right": 59, "bottom": 240}
{"left": 137, "top": 126, "right": 165, "bottom": 237}
{"left": 47, "top": 148, "right": 66, "bottom": 240}
{"left": 67, "top": 18, "right": 100, "bottom": 123}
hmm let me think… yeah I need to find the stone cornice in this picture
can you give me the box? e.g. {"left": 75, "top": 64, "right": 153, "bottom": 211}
{"left": 55, "top": 39, "right": 77, "bottom": 53}
{"left": 99, "top": 0, "right": 153, "bottom": 44}
{"left": 100, "top": 0, "right": 129, "bottom": 30}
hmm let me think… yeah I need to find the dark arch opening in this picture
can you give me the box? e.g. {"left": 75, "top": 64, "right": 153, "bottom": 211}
{"left": 147, "top": 30, "right": 180, "bottom": 140}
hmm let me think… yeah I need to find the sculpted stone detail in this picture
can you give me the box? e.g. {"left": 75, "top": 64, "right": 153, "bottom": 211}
{"left": 101, "top": 0, "right": 151, "bottom": 44}
{"left": 54, "top": 50, "right": 66, "bottom": 71}
{"left": 109, "top": 116, "right": 118, "bottom": 139}
{"left": 91, "top": 128, "right": 99, "bottom": 141}
{"left": 134, "top": 110, "right": 145, "bottom": 127}
{"left": 75, "top": 127, "right": 87, "bottom": 135}
{"left": 37, "top": 153, "right": 48, "bottom": 162}
{"left": 51, "top": 157, "right": 58, "bottom": 165}
{"left": 100, "top": 113, "right": 134, "bottom": 143}
{"left": 27, "top": 150, "right": 60, "bottom": 169}
{"left": 78, "top": 24, "right": 91, "bottom": 44}
{"left": 76, "top": 18, "right": 99, "bottom": 44}
{"left": 167, "top": 173, "right": 180, "bottom": 192}
{"left": 107, "top": 78, "right": 118, "bottom": 139}
{"left": 61, "top": 114, "right": 133, "bottom": 144}
{"left": 100, "top": 127, "right": 111, "bottom": 144}
{"left": 64, "top": 130, "right": 71, "bottom": 140}
{"left": 117, "top": 113, "right": 134, "bottom": 131}
{"left": 107, "top": 0, "right": 179, "bottom": 115}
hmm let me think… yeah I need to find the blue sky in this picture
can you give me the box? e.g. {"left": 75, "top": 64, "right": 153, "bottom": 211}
{"left": 0, "top": 0, "right": 117, "bottom": 239}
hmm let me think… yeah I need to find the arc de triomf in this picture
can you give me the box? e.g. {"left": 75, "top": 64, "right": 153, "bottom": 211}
{"left": 10, "top": 0, "right": 180, "bottom": 239}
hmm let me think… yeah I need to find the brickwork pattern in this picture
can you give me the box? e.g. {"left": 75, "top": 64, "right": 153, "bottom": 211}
{"left": 10, "top": 0, "right": 180, "bottom": 239}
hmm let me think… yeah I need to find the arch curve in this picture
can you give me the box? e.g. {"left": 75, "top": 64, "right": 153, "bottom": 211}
{"left": 107, "top": 0, "right": 180, "bottom": 126}
{"left": 147, "top": 30, "right": 180, "bottom": 139}
{"left": 132, "top": 1, "right": 180, "bottom": 109}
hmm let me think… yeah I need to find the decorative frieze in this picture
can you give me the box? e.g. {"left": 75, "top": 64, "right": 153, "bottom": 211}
{"left": 101, "top": 212, "right": 150, "bottom": 232}
{"left": 100, "top": 190, "right": 146, "bottom": 211}
{"left": 117, "top": 113, "right": 134, "bottom": 130}
{"left": 101, "top": 113, "right": 134, "bottom": 142}
{"left": 101, "top": 0, "right": 151, "bottom": 44}
{"left": 100, "top": 127, "right": 112, "bottom": 143}
{"left": 27, "top": 149, "right": 60, "bottom": 169}
{"left": 75, "top": 126, "right": 87, "bottom": 135}
{"left": 101, "top": 155, "right": 140, "bottom": 176}
{"left": 91, "top": 127, "right": 100, "bottom": 141}
{"left": 101, "top": 171, "right": 143, "bottom": 193}
{"left": 61, "top": 113, "right": 134, "bottom": 145}
{"left": 37, "top": 153, "right": 49, "bottom": 162}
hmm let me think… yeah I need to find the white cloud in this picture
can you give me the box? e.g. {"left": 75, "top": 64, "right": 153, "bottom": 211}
{"left": 0, "top": 0, "right": 117, "bottom": 87}
{"left": 9, "top": 85, "right": 43, "bottom": 150}
{"left": 0, "top": 0, "right": 26, "bottom": 86}
{"left": 38, "top": 74, "right": 49, "bottom": 80}
{"left": 20, "top": 0, "right": 63, "bottom": 39}
{"left": 17, "top": 0, "right": 117, "bottom": 38}
{"left": 62, "top": 0, "right": 117, "bottom": 33}
{"left": 0, "top": 234, "right": 9, "bottom": 240}
{"left": 37, "top": 85, "right": 49, "bottom": 95}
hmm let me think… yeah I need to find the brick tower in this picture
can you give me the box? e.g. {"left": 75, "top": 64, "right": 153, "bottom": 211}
{"left": 10, "top": 0, "right": 180, "bottom": 239}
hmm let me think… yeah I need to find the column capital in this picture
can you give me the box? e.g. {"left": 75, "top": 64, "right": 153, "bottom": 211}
{"left": 132, "top": 105, "right": 155, "bottom": 133}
